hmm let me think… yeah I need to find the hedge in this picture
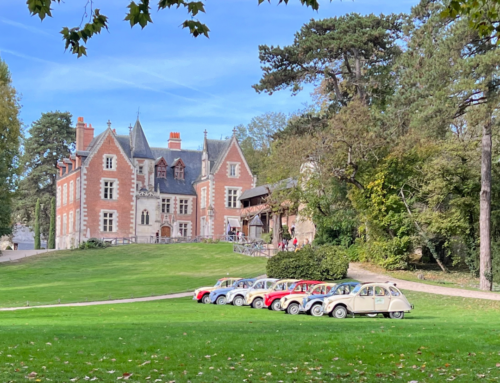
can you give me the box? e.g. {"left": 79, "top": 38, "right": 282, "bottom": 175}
{"left": 266, "top": 245, "right": 349, "bottom": 280}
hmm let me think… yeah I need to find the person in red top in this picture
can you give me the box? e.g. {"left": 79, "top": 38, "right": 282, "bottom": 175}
{"left": 292, "top": 237, "right": 298, "bottom": 250}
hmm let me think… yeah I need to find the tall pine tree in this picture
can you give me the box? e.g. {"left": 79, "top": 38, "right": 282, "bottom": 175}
{"left": 15, "top": 112, "right": 74, "bottom": 237}
{"left": 48, "top": 197, "right": 55, "bottom": 250}
{"left": 0, "top": 57, "right": 21, "bottom": 237}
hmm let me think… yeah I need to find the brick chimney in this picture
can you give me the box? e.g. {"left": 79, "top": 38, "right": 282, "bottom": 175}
{"left": 168, "top": 132, "right": 181, "bottom": 150}
{"left": 75, "top": 117, "right": 94, "bottom": 151}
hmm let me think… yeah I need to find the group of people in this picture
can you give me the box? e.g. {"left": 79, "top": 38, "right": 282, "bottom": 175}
{"left": 227, "top": 229, "right": 245, "bottom": 242}
{"left": 277, "top": 237, "right": 309, "bottom": 252}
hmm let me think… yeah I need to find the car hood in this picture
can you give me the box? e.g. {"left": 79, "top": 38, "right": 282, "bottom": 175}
{"left": 283, "top": 293, "right": 308, "bottom": 300}
{"left": 267, "top": 291, "right": 290, "bottom": 299}
{"left": 228, "top": 288, "right": 249, "bottom": 295}
{"left": 210, "top": 287, "right": 234, "bottom": 295}
{"left": 195, "top": 286, "right": 217, "bottom": 294}
{"left": 324, "top": 294, "right": 350, "bottom": 304}
{"left": 305, "top": 293, "right": 331, "bottom": 301}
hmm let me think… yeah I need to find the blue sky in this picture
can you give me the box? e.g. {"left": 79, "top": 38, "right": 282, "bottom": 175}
{"left": 1, "top": 0, "right": 417, "bottom": 150}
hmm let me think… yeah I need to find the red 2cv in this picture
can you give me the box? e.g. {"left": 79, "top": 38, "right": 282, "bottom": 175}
{"left": 264, "top": 280, "right": 322, "bottom": 311}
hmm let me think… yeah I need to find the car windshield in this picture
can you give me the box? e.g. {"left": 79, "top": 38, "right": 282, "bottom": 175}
{"left": 350, "top": 285, "right": 362, "bottom": 295}
{"left": 288, "top": 283, "right": 298, "bottom": 291}
{"left": 215, "top": 280, "right": 223, "bottom": 287}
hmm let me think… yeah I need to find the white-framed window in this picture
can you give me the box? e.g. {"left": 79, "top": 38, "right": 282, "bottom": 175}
{"left": 69, "top": 211, "right": 74, "bottom": 233}
{"left": 227, "top": 188, "right": 238, "bottom": 208}
{"left": 102, "top": 212, "right": 114, "bottom": 232}
{"left": 179, "top": 223, "right": 188, "bottom": 237}
{"left": 201, "top": 187, "right": 207, "bottom": 209}
{"left": 179, "top": 199, "right": 188, "bottom": 215}
{"left": 141, "top": 210, "right": 150, "bottom": 225}
{"left": 227, "top": 162, "right": 240, "bottom": 178}
{"left": 69, "top": 181, "right": 74, "bottom": 203}
{"left": 174, "top": 165, "right": 185, "bottom": 180}
{"left": 103, "top": 180, "right": 115, "bottom": 200}
{"left": 76, "top": 209, "right": 80, "bottom": 233}
{"left": 103, "top": 154, "right": 116, "bottom": 170}
{"left": 138, "top": 166, "right": 143, "bottom": 175}
{"left": 76, "top": 178, "right": 81, "bottom": 200}
{"left": 162, "top": 198, "right": 171, "bottom": 213}
{"left": 63, "top": 214, "right": 67, "bottom": 235}
{"left": 63, "top": 184, "right": 67, "bottom": 205}
{"left": 57, "top": 187, "right": 61, "bottom": 207}
{"left": 57, "top": 215, "right": 61, "bottom": 235}
{"left": 230, "top": 164, "right": 236, "bottom": 177}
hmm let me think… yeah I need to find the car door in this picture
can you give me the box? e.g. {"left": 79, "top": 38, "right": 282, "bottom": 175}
{"left": 353, "top": 286, "right": 374, "bottom": 312}
{"left": 374, "top": 286, "right": 391, "bottom": 311}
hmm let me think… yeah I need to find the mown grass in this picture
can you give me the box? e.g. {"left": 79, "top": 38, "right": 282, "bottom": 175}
{"left": 1, "top": 292, "right": 500, "bottom": 382}
{"left": 0, "top": 244, "right": 266, "bottom": 308}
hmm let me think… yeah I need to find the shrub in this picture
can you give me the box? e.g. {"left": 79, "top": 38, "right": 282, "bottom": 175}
{"left": 5, "top": 246, "right": 12, "bottom": 251}
{"left": 201, "top": 238, "right": 220, "bottom": 244}
{"left": 355, "top": 237, "right": 411, "bottom": 270}
{"left": 78, "top": 238, "right": 110, "bottom": 250}
{"left": 282, "top": 225, "right": 292, "bottom": 241}
{"left": 261, "top": 232, "right": 272, "bottom": 244}
{"left": 266, "top": 245, "right": 349, "bottom": 280}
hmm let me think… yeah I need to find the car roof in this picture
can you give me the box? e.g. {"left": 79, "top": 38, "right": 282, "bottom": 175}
{"left": 275, "top": 279, "right": 299, "bottom": 283}
{"left": 296, "top": 280, "right": 323, "bottom": 284}
{"left": 218, "top": 277, "right": 243, "bottom": 281}
{"left": 315, "top": 282, "right": 337, "bottom": 286}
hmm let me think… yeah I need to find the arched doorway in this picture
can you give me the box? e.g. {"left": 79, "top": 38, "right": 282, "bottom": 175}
{"left": 161, "top": 226, "right": 171, "bottom": 238}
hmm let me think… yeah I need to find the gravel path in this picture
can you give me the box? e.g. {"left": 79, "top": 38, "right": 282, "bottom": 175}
{"left": 348, "top": 263, "right": 500, "bottom": 301}
{"left": 1, "top": 266, "right": 499, "bottom": 312}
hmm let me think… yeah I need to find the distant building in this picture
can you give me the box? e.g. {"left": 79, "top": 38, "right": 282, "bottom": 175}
{"left": 0, "top": 224, "right": 47, "bottom": 250}
{"left": 55, "top": 117, "right": 255, "bottom": 249}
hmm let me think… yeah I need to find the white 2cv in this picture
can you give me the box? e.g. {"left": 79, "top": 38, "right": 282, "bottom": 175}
{"left": 322, "top": 282, "right": 413, "bottom": 319}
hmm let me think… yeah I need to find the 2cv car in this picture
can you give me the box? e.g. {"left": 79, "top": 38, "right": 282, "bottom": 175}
{"left": 280, "top": 282, "right": 337, "bottom": 315}
{"left": 226, "top": 278, "right": 278, "bottom": 306}
{"left": 246, "top": 279, "right": 298, "bottom": 309}
{"left": 264, "top": 280, "right": 322, "bottom": 311}
{"left": 209, "top": 278, "right": 256, "bottom": 305}
{"left": 193, "top": 277, "right": 242, "bottom": 304}
{"left": 300, "top": 282, "right": 360, "bottom": 317}
{"left": 322, "top": 282, "right": 413, "bottom": 319}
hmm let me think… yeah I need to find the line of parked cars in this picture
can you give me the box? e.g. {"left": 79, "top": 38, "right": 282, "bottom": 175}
{"left": 193, "top": 277, "right": 414, "bottom": 319}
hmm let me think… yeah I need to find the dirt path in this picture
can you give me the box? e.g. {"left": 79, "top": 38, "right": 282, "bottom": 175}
{"left": 348, "top": 263, "right": 500, "bottom": 301}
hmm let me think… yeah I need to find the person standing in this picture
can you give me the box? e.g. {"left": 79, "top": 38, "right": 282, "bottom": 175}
{"left": 290, "top": 223, "right": 295, "bottom": 237}
{"left": 293, "top": 237, "right": 298, "bottom": 250}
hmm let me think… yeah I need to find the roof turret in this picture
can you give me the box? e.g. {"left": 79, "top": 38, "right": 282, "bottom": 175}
{"left": 131, "top": 119, "right": 154, "bottom": 159}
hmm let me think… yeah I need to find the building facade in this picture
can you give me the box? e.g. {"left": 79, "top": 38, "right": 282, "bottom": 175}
{"left": 55, "top": 117, "right": 254, "bottom": 249}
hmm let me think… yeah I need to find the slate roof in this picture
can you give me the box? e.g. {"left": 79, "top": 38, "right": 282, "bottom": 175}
{"left": 206, "top": 139, "right": 230, "bottom": 171}
{"left": 151, "top": 148, "right": 202, "bottom": 195}
{"left": 239, "top": 178, "right": 297, "bottom": 201}
{"left": 130, "top": 120, "right": 155, "bottom": 159}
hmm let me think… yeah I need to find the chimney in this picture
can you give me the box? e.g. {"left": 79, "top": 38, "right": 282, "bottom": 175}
{"left": 75, "top": 117, "right": 95, "bottom": 151}
{"left": 168, "top": 132, "right": 181, "bottom": 150}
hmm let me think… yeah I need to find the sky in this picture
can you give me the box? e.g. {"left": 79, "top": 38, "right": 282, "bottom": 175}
{"left": 0, "top": 0, "right": 418, "bottom": 150}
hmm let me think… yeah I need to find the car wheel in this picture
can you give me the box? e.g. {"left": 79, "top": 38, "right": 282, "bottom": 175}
{"left": 310, "top": 304, "right": 323, "bottom": 317}
{"left": 233, "top": 295, "right": 244, "bottom": 307}
{"left": 333, "top": 305, "right": 348, "bottom": 319}
{"left": 286, "top": 303, "right": 300, "bottom": 315}
{"left": 389, "top": 311, "right": 404, "bottom": 319}
{"left": 216, "top": 295, "right": 227, "bottom": 305}
{"left": 251, "top": 298, "right": 264, "bottom": 309}
{"left": 366, "top": 313, "right": 378, "bottom": 318}
{"left": 271, "top": 300, "right": 281, "bottom": 311}
{"left": 201, "top": 294, "right": 211, "bottom": 304}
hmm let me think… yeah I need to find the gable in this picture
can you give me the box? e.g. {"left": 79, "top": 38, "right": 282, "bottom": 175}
{"left": 212, "top": 138, "right": 253, "bottom": 178}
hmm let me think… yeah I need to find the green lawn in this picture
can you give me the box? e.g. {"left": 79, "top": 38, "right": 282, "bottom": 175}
{"left": 1, "top": 292, "right": 499, "bottom": 382}
{"left": 0, "top": 244, "right": 266, "bottom": 308}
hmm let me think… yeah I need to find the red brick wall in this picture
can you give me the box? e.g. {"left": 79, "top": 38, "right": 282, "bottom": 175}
{"left": 56, "top": 169, "right": 82, "bottom": 241}
{"left": 195, "top": 179, "right": 210, "bottom": 236}
{"left": 82, "top": 131, "right": 135, "bottom": 239}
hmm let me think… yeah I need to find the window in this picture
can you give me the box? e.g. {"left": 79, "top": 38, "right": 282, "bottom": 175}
{"left": 57, "top": 187, "right": 61, "bottom": 207}
{"left": 141, "top": 210, "right": 150, "bottom": 225}
{"left": 105, "top": 156, "right": 114, "bottom": 169}
{"left": 69, "top": 211, "right": 73, "bottom": 233}
{"left": 162, "top": 198, "right": 171, "bottom": 213}
{"left": 63, "top": 214, "right": 67, "bottom": 235}
{"left": 103, "top": 181, "right": 114, "bottom": 199}
{"left": 179, "top": 199, "right": 188, "bottom": 215}
{"left": 63, "top": 184, "right": 67, "bottom": 205}
{"left": 174, "top": 165, "right": 184, "bottom": 180}
{"left": 389, "top": 287, "right": 401, "bottom": 296}
{"left": 157, "top": 166, "right": 166, "bottom": 178}
{"left": 69, "top": 181, "right": 74, "bottom": 203}
{"left": 359, "top": 286, "right": 374, "bottom": 296}
{"left": 103, "top": 212, "right": 114, "bottom": 232}
{"left": 230, "top": 164, "right": 236, "bottom": 177}
{"left": 57, "top": 216, "right": 61, "bottom": 235}
{"left": 227, "top": 188, "right": 238, "bottom": 208}
{"left": 138, "top": 166, "right": 143, "bottom": 174}
{"left": 76, "top": 209, "right": 80, "bottom": 232}
{"left": 201, "top": 188, "right": 207, "bottom": 209}
{"left": 179, "top": 223, "right": 188, "bottom": 237}
{"left": 375, "top": 286, "right": 388, "bottom": 296}
{"left": 76, "top": 178, "right": 80, "bottom": 200}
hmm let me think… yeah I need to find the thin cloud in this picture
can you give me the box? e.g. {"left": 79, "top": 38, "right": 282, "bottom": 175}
{"left": 0, "top": 18, "right": 54, "bottom": 37}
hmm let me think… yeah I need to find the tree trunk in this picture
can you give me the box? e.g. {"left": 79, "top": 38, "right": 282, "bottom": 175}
{"left": 479, "top": 120, "right": 492, "bottom": 291}
{"left": 353, "top": 49, "right": 365, "bottom": 101}
{"left": 271, "top": 212, "right": 282, "bottom": 249}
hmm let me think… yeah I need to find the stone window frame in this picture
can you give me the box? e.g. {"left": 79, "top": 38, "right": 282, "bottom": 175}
{"left": 101, "top": 178, "right": 119, "bottom": 200}
{"left": 174, "top": 164, "right": 185, "bottom": 180}
{"left": 100, "top": 209, "right": 118, "bottom": 233}
{"left": 140, "top": 210, "right": 150, "bottom": 225}
{"left": 63, "top": 184, "right": 67, "bottom": 205}
{"left": 57, "top": 215, "right": 61, "bottom": 236}
{"left": 76, "top": 178, "right": 81, "bottom": 200}
{"left": 200, "top": 187, "right": 207, "bottom": 209}
{"left": 63, "top": 214, "right": 67, "bottom": 235}
{"left": 225, "top": 186, "right": 242, "bottom": 208}
{"left": 69, "top": 181, "right": 74, "bottom": 203}
{"left": 103, "top": 154, "right": 117, "bottom": 171}
{"left": 179, "top": 198, "right": 189, "bottom": 215}
{"left": 178, "top": 221, "right": 190, "bottom": 237}
{"left": 161, "top": 198, "right": 171, "bottom": 214}
{"left": 57, "top": 187, "right": 61, "bottom": 207}
{"left": 138, "top": 165, "right": 144, "bottom": 175}
{"left": 69, "top": 211, "right": 74, "bottom": 234}
{"left": 227, "top": 162, "right": 240, "bottom": 178}
{"left": 76, "top": 209, "right": 80, "bottom": 233}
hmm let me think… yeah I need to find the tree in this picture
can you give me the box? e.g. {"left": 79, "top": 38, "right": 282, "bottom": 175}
{"left": 34, "top": 198, "right": 41, "bottom": 250}
{"left": 253, "top": 13, "right": 403, "bottom": 110}
{"left": 15, "top": 112, "right": 75, "bottom": 238}
{"left": 0, "top": 58, "right": 22, "bottom": 237}
{"left": 443, "top": 0, "right": 500, "bottom": 40}
{"left": 25, "top": 0, "right": 330, "bottom": 57}
{"left": 48, "top": 197, "right": 56, "bottom": 250}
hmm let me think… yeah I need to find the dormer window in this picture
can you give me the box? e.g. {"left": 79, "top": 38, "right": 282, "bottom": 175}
{"left": 155, "top": 157, "right": 167, "bottom": 179}
{"left": 138, "top": 166, "right": 143, "bottom": 175}
{"left": 172, "top": 158, "right": 185, "bottom": 180}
